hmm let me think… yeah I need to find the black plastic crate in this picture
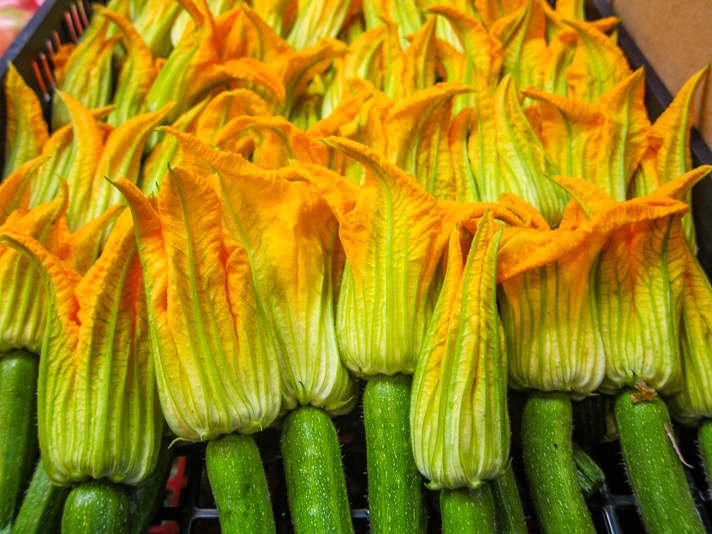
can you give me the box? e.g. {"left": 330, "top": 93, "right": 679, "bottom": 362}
{"left": 2, "top": 1, "right": 712, "bottom": 533}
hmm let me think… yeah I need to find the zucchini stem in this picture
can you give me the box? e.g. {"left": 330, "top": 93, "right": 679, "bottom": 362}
{"left": 440, "top": 483, "right": 496, "bottom": 534}
{"left": 0, "top": 350, "right": 39, "bottom": 530}
{"left": 491, "top": 465, "right": 527, "bottom": 534}
{"left": 698, "top": 419, "right": 712, "bottom": 493}
{"left": 127, "top": 439, "right": 174, "bottom": 534}
{"left": 12, "top": 459, "right": 70, "bottom": 534}
{"left": 206, "top": 433, "right": 276, "bottom": 534}
{"left": 521, "top": 391, "right": 595, "bottom": 534}
{"left": 281, "top": 406, "right": 353, "bottom": 534}
{"left": 363, "top": 374, "right": 426, "bottom": 534}
{"left": 615, "top": 389, "right": 705, "bottom": 534}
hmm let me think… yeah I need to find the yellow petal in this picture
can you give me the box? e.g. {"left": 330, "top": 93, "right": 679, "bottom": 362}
{"left": 79, "top": 105, "right": 173, "bottom": 230}
{"left": 98, "top": 7, "right": 158, "bottom": 126}
{"left": 385, "top": 83, "right": 473, "bottom": 200}
{"left": 321, "top": 137, "right": 455, "bottom": 376}
{"left": 195, "top": 88, "right": 270, "bottom": 146}
{"left": 563, "top": 19, "right": 631, "bottom": 102}
{"left": 3, "top": 64, "right": 49, "bottom": 178}
{"left": 53, "top": 20, "right": 118, "bottom": 128}
{"left": 491, "top": 1, "right": 549, "bottom": 92}
{"left": 0, "top": 212, "right": 162, "bottom": 485}
{"left": 489, "top": 76, "right": 568, "bottom": 226}
{"left": 114, "top": 172, "right": 281, "bottom": 440}
{"left": 141, "top": 98, "right": 209, "bottom": 195}
{"left": 286, "top": 0, "right": 353, "bottom": 50}
{"left": 213, "top": 159, "right": 359, "bottom": 414}
{"left": 668, "top": 249, "right": 712, "bottom": 424}
{"left": 0, "top": 186, "right": 68, "bottom": 353}
{"left": 215, "top": 115, "right": 330, "bottom": 168}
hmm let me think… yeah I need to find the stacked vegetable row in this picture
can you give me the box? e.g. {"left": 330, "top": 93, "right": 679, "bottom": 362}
{"left": 1, "top": 0, "right": 711, "bottom": 533}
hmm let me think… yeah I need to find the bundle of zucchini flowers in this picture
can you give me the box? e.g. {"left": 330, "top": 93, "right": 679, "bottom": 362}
{"left": 1, "top": 0, "right": 711, "bottom": 533}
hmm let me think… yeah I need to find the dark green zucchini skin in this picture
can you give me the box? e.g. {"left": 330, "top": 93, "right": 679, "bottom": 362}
{"left": 699, "top": 420, "right": 712, "bottom": 491}
{"left": 12, "top": 459, "right": 69, "bottom": 534}
{"left": 127, "top": 439, "right": 174, "bottom": 534}
{"left": 615, "top": 390, "right": 705, "bottom": 534}
{"left": 61, "top": 480, "right": 130, "bottom": 534}
{"left": 206, "top": 433, "right": 276, "bottom": 534}
{"left": 0, "top": 350, "right": 39, "bottom": 531}
{"left": 491, "top": 466, "right": 526, "bottom": 534}
{"left": 363, "top": 374, "right": 426, "bottom": 534}
{"left": 281, "top": 406, "right": 353, "bottom": 534}
{"left": 521, "top": 391, "right": 595, "bottom": 534}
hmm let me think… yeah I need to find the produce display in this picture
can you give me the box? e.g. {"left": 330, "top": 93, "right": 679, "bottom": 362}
{"left": 1, "top": 0, "right": 711, "bottom": 533}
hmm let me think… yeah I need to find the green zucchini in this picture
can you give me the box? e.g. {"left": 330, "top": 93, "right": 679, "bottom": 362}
{"left": 615, "top": 389, "right": 705, "bottom": 534}
{"left": 12, "top": 460, "right": 69, "bottom": 534}
{"left": 205, "top": 433, "right": 275, "bottom": 534}
{"left": 521, "top": 391, "right": 595, "bottom": 534}
{"left": 363, "top": 374, "right": 426, "bottom": 534}
{"left": 61, "top": 480, "right": 130, "bottom": 534}
{"left": 491, "top": 466, "right": 526, "bottom": 534}
{"left": 572, "top": 443, "right": 605, "bottom": 498}
{"left": 698, "top": 419, "right": 712, "bottom": 491}
{"left": 127, "top": 440, "right": 173, "bottom": 534}
{"left": 440, "top": 484, "right": 496, "bottom": 534}
{"left": 0, "top": 350, "right": 39, "bottom": 531}
{"left": 281, "top": 406, "right": 353, "bottom": 534}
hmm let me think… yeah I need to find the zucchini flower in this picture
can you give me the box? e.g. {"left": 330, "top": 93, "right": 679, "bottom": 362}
{"left": 112, "top": 167, "right": 281, "bottom": 441}
{"left": 0, "top": 210, "right": 162, "bottom": 485}
{"left": 145, "top": 0, "right": 284, "bottom": 124}
{"left": 306, "top": 137, "right": 491, "bottom": 377}
{"left": 497, "top": 176, "right": 694, "bottom": 397}
{"left": 587, "top": 168, "right": 708, "bottom": 394}
{"left": 52, "top": 15, "right": 118, "bottom": 128}
{"left": 166, "top": 129, "right": 358, "bottom": 415}
{"left": 631, "top": 67, "right": 708, "bottom": 246}
{"left": 3, "top": 64, "right": 48, "bottom": 178}
{"left": 668, "top": 244, "right": 712, "bottom": 425}
{"left": 410, "top": 213, "right": 508, "bottom": 490}
{"left": 0, "top": 177, "right": 119, "bottom": 353}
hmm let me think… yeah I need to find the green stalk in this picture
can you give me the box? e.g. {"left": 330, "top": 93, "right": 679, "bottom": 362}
{"left": 440, "top": 484, "right": 496, "bottom": 534}
{"left": 12, "top": 460, "right": 69, "bottom": 534}
{"left": 127, "top": 440, "right": 174, "bottom": 534}
{"left": 363, "top": 374, "right": 426, "bottom": 534}
{"left": 61, "top": 480, "right": 130, "bottom": 534}
{"left": 205, "top": 433, "right": 276, "bottom": 534}
{"left": 0, "top": 350, "right": 39, "bottom": 531}
{"left": 615, "top": 389, "right": 705, "bottom": 534}
{"left": 572, "top": 442, "right": 605, "bottom": 498}
{"left": 521, "top": 391, "right": 595, "bottom": 534}
{"left": 281, "top": 406, "right": 353, "bottom": 534}
{"left": 491, "top": 466, "right": 526, "bottom": 534}
{"left": 698, "top": 419, "right": 712, "bottom": 491}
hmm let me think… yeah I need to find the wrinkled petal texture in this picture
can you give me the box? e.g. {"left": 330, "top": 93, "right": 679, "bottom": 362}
{"left": 669, "top": 249, "right": 712, "bottom": 424}
{"left": 0, "top": 211, "right": 162, "bottom": 486}
{"left": 166, "top": 132, "right": 357, "bottom": 414}
{"left": 115, "top": 171, "right": 281, "bottom": 441}
{"left": 411, "top": 217, "right": 508, "bottom": 490}
{"left": 324, "top": 137, "right": 452, "bottom": 376}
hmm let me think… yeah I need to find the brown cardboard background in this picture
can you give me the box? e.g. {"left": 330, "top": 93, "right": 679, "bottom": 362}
{"left": 606, "top": 0, "right": 712, "bottom": 149}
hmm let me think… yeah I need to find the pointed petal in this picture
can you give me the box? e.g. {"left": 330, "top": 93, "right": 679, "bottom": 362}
{"left": 3, "top": 64, "right": 49, "bottom": 178}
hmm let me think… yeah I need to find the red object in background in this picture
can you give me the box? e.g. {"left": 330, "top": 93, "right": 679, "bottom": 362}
{"left": 0, "top": 0, "right": 45, "bottom": 57}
